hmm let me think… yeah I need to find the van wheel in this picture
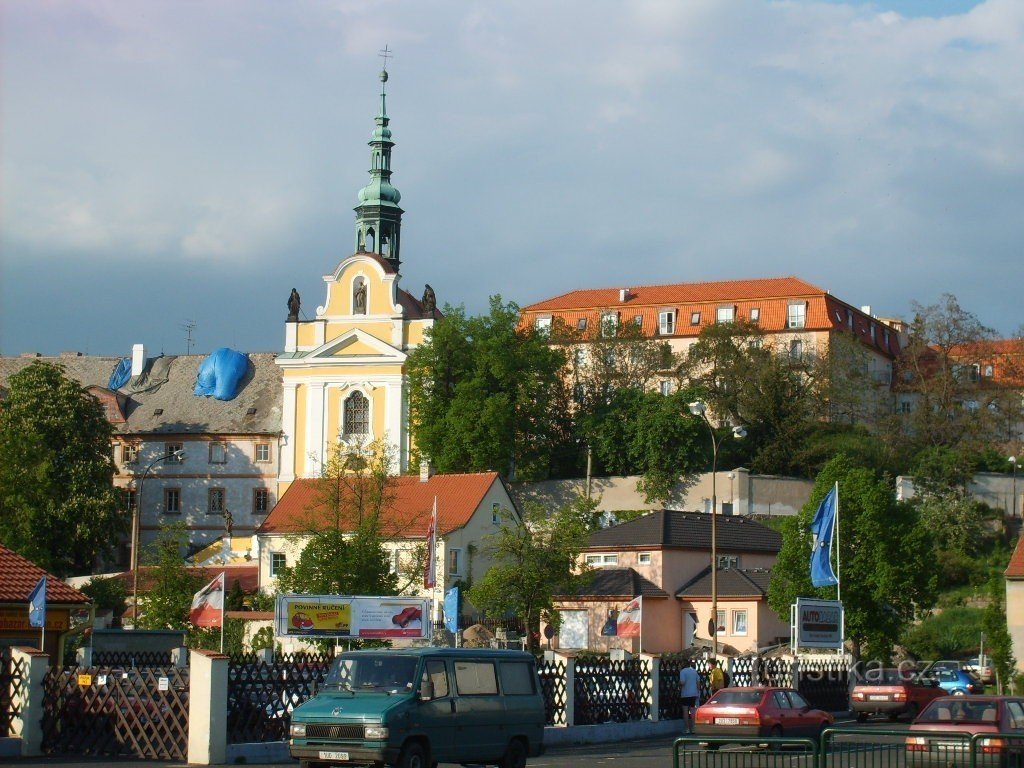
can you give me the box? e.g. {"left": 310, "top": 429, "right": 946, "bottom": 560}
{"left": 500, "top": 739, "right": 527, "bottom": 768}
{"left": 398, "top": 743, "right": 427, "bottom": 768}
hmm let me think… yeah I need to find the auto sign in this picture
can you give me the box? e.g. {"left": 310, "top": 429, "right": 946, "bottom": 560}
{"left": 794, "top": 597, "right": 844, "bottom": 649}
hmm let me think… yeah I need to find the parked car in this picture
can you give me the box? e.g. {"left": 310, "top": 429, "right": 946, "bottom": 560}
{"left": 851, "top": 668, "right": 945, "bottom": 722}
{"left": 932, "top": 668, "right": 985, "bottom": 696}
{"left": 693, "top": 687, "right": 833, "bottom": 747}
{"left": 965, "top": 657, "right": 996, "bottom": 685}
{"left": 906, "top": 696, "right": 1024, "bottom": 766}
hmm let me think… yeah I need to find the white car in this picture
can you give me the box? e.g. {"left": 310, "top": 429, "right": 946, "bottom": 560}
{"left": 963, "top": 656, "right": 994, "bottom": 684}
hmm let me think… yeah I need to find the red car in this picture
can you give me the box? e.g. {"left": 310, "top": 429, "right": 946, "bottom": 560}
{"left": 851, "top": 668, "right": 945, "bottom": 722}
{"left": 694, "top": 687, "right": 833, "bottom": 746}
{"left": 906, "top": 696, "right": 1024, "bottom": 766}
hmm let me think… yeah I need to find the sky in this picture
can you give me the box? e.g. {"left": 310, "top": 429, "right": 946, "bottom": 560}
{"left": 1, "top": 0, "right": 1022, "bottom": 357}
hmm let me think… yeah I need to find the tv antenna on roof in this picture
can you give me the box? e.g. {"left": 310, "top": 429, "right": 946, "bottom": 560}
{"left": 182, "top": 319, "right": 196, "bottom": 355}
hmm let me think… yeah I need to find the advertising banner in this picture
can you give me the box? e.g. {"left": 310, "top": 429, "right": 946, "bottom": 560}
{"left": 793, "top": 597, "right": 844, "bottom": 649}
{"left": 275, "top": 595, "right": 430, "bottom": 639}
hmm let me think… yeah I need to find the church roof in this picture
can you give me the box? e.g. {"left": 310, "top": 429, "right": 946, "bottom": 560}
{"left": 0, "top": 351, "right": 283, "bottom": 435}
{"left": 258, "top": 471, "right": 509, "bottom": 538}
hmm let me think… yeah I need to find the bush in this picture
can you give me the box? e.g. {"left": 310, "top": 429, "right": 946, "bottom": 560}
{"left": 903, "top": 606, "right": 984, "bottom": 660}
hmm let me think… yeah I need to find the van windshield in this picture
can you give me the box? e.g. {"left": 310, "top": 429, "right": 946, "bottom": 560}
{"left": 325, "top": 654, "right": 419, "bottom": 693}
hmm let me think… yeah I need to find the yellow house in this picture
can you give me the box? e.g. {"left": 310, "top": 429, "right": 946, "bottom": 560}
{"left": 277, "top": 66, "right": 438, "bottom": 489}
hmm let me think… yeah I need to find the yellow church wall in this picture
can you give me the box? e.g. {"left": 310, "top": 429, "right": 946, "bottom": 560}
{"left": 323, "top": 321, "right": 394, "bottom": 344}
{"left": 405, "top": 321, "right": 430, "bottom": 347}
{"left": 323, "top": 262, "right": 392, "bottom": 317}
{"left": 296, "top": 323, "right": 319, "bottom": 348}
{"left": 372, "top": 387, "right": 388, "bottom": 435}
{"left": 281, "top": 365, "right": 404, "bottom": 379}
{"left": 293, "top": 384, "right": 308, "bottom": 478}
{"left": 328, "top": 338, "right": 384, "bottom": 357}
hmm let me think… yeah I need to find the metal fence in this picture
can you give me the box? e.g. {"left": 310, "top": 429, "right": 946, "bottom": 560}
{"left": 661, "top": 655, "right": 714, "bottom": 720}
{"left": 538, "top": 656, "right": 567, "bottom": 726}
{"left": 226, "top": 651, "right": 333, "bottom": 744}
{"left": 798, "top": 658, "right": 850, "bottom": 713}
{"left": 91, "top": 651, "right": 173, "bottom": 668}
{"left": 1, "top": 648, "right": 26, "bottom": 737}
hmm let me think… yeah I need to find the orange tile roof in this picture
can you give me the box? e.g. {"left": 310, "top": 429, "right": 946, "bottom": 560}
{"left": 259, "top": 472, "right": 503, "bottom": 537}
{"left": 1006, "top": 536, "right": 1024, "bottom": 579}
{"left": 0, "top": 544, "right": 92, "bottom": 604}
{"left": 521, "top": 276, "right": 900, "bottom": 357}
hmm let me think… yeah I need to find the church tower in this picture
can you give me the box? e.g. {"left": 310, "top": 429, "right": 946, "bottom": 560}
{"left": 277, "top": 63, "right": 437, "bottom": 489}
{"left": 354, "top": 67, "right": 403, "bottom": 270}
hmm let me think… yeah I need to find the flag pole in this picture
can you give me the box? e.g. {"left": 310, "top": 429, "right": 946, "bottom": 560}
{"left": 834, "top": 482, "right": 841, "bottom": 603}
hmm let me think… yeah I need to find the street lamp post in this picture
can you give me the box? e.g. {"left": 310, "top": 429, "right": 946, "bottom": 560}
{"left": 1011, "top": 456, "right": 1019, "bottom": 519}
{"left": 131, "top": 449, "right": 185, "bottom": 624}
{"left": 688, "top": 401, "right": 746, "bottom": 660}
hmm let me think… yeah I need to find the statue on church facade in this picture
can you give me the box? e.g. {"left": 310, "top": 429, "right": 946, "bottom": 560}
{"left": 287, "top": 288, "right": 301, "bottom": 321}
{"left": 354, "top": 282, "right": 367, "bottom": 314}
{"left": 421, "top": 284, "right": 436, "bottom": 314}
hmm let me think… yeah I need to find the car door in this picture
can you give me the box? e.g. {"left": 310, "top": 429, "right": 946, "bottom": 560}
{"left": 786, "top": 691, "right": 816, "bottom": 736}
{"left": 771, "top": 690, "right": 795, "bottom": 733}
{"left": 452, "top": 658, "right": 504, "bottom": 761}
{"left": 412, "top": 658, "right": 460, "bottom": 763}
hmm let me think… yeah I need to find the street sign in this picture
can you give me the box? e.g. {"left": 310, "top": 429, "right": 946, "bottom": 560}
{"left": 708, "top": 618, "right": 717, "bottom": 636}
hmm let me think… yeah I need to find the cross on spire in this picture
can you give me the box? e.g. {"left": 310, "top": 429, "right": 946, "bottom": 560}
{"left": 379, "top": 45, "right": 393, "bottom": 70}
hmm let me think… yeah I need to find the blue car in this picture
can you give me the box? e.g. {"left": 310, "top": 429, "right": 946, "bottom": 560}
{"left": 931, "top": 667, "right": 984, "bottom": 695}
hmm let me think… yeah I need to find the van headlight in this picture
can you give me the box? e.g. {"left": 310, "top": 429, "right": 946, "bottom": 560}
{"left": 290, "top": 722, "right": 306, "bottom": 738}
{"left": 364, "top": 725, "right": 389, "bottom": 740}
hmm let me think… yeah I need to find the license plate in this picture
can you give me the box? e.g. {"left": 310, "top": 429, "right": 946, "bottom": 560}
{"left": 715, "top": 717, "right": 740, "bottom": 725}
{"left": 319, "top": 751, "right": 350, "bottom": 761}
{"left": 869, "top": 695, "right": 889, "bottom": 701}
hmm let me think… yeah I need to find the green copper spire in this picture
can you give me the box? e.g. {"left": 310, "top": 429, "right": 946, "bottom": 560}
{"left": 355, "top": 53, "right": 403, "bottom": 269}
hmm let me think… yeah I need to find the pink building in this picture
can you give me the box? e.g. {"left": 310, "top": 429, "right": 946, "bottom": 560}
{"left": 551, "top": 510, "right": 785, "bottom": 655}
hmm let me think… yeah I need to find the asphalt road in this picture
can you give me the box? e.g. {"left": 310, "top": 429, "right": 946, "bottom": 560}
{"left": 7, "top": 719, "right": 921, "bottom": 768}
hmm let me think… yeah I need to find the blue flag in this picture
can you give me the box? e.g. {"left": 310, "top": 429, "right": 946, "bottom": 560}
{"left": 443, "top": 587, "right": 459, "bottom": 634}
{"left": 809, "top": 486, "right": 839, "bottom": 588}
{"left": 28, "top": 576, "right": 47, "bottom": 628}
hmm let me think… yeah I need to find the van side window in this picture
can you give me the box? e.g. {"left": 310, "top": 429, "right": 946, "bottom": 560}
{"left": 499, "top": 662, "right": 536, "bottom": 695}
{"left": 454, "top": 661, "right": 498, "bottom": 696}
{"left": 425, "top": 659, "right": 449, "bottom": 698}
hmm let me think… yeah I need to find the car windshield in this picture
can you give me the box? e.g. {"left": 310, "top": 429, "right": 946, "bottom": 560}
{"left": 858, "top": 669, "right": 912, "bottom": 686}
{"left": 708, "top": 691, "right": 763, "bottom": 705}
{"left": 324, "top": 654, "right": 419, "bottom": 693}
{"left": 919, "top": 701, "right": 998, "bottom": 724}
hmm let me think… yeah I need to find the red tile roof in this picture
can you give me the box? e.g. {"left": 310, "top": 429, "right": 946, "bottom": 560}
{"left": 259, "top": 472, "right": 503, "bottom": 537}
{"left": 116, "top": 563, "right": 259, "bottom": 593}
{"left": 520, "top": 276, "right": 900, "bottom": 358}
{"left": 1006, "top": 536, "right": 1024, "bottom": 579}
{"left": 0, "top": 544, "right": 91, "bottom": 604}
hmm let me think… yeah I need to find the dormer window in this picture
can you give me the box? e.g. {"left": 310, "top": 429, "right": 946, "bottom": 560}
{"left": 658, "top": 309, "right": 676, "bottom": 335}
{"left": 690, "top": 311, "right": 701, "bottom": 326}
{"left": 601, "top": 311, "right": 619, "bottom": 336}
{"left": 576, "top": 318, "right": 588, "bottom": 331}
{"left": 534, "top": 317, "right": 552, "bottom": 336}
{"left": 716, "top": 306, "right": 735, "bottom": 324}
{"left": 749, "top": 307, "right": 760, "bottom": 324}
{"left": 787, "top": 302, "right": 806, "bottom": 329}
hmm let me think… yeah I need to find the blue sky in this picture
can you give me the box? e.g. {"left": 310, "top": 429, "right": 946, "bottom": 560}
{"left": 1, "top": 0, "right": 1021, "bottom": 356}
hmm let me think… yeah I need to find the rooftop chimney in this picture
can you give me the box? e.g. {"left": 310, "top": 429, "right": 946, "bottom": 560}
{"left": 420, "top": 459, "right": 434, "bottom": 483}
{"left": 131, "top": 343, "right": 145, "bottom": 377}
{"left": 860, "top": 305, "right": 872, "bottom": 317}
{"left": 619, "top": 288, "right": 631, "bottom": 302}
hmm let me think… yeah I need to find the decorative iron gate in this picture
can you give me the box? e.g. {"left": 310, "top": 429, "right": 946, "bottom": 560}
{"left": 574, "top": 654, "right": 651, "bottom": 725}
{"left": 1, "top": 649, "right": 26, "bottom": 737}
{"left": 41, "top": 666, "right": 190, "bottom": 759}
{"left": 227, "top": 652, "right": 332, "bottom": 744}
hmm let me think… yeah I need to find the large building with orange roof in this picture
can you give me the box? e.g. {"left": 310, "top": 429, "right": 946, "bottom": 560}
{"left": 520, "top": 275, "right": 902, "bottom": 400}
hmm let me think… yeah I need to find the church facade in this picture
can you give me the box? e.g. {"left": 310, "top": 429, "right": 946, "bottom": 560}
{"left": 276, "top": 68, "right": 437, "bottom": 491}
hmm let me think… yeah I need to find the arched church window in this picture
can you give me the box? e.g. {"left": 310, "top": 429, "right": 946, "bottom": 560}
{"left": 366, "top": 228, "right": 376, "bottom": 252}
{"left": 343, "top": 391, "right": 370, "bottom": 437}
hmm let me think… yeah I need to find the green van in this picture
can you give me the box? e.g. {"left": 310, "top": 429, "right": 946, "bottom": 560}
{"left": 288, "top": 647, "right": 546, "bottom": 768}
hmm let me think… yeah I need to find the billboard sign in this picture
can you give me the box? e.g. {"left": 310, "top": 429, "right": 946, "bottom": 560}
{"left": 275, "top": 595, "right": 430, "bottom": 639}
{"left": 793, "top": 597, "right": 844, "bottom": 649}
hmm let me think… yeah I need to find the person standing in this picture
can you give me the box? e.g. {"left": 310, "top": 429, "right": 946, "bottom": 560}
{"left": 679, "top": 660, "right": 700, "bottom": 734}
{"left": 710, "top": 660, "right": 726, "bottom": 692}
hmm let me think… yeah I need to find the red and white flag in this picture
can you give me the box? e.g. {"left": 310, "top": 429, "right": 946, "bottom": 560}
{"left": 424, "top": 496, "right": 437, "bottom": 589}
{"left": 189, "top": 572, "right": 225, "bottom": 627}
{"left": 616, "top": 596, "right": 642, "bottom": 638}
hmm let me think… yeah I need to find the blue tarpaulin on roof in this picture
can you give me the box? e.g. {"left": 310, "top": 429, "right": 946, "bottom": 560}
{"left": 108, "top": 357, "right": 131, "bottom": 390}
{"left": 194, "top": 348, "right": 249, "bottom": 401}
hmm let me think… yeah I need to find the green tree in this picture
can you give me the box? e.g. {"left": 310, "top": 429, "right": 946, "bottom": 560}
{"left": 0, "top": 361, "right": 122, "bottom": 576}
{"left": 767, "top": 456, "right": 937, "bottom": 659}
{"left": 469, "top": 495, "right": 599, "bottom": 651}
{"left": 138, "top": 523, "right": 204, "bottom": 630}
{"left": 982, "top": 580, "right": 1015, "bottom": 692}
{"left": 274, "top": 440, "right": 400, "bottom": 597}
{"left": 581, "top": 388, "right": 705, "bottom": 503}
{"left": 407, "top": 297, "right": 569, "bottom": 481}
{"left": 895, "top": 294, "right": 998, "bottom": 451}
{"left": 902, "top": 606, "right": 984, "bottom": 659}
{"left": 81, "top": 575, "right": 128, "bottom": 624}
